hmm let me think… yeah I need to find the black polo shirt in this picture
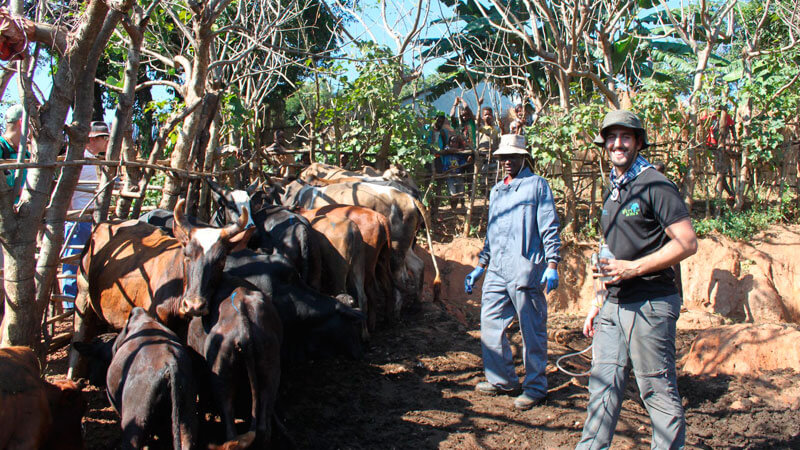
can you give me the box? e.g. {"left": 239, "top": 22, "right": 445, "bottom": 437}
{"left": 600, "top": 168, "right": 690, "bottom": 303}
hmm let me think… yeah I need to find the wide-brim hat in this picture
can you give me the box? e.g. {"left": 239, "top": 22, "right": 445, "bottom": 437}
{"left": 88, "top": 121, "right": 110, "bottom": 137}
{"left": 493, "top": 134, "right": 529, "bottom": 157}
{"left": 593, "top": 109, "right": 650, "bottom": 149}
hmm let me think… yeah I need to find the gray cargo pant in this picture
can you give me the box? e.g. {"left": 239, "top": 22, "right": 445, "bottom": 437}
{"left": 577, "top": 294, "right": 685, "bottom": 450}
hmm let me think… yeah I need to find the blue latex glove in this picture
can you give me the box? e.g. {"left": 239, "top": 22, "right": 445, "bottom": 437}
{"left": 540, "top": 267, "right": 559, "bottom": 293}
{"left": 464, "top": 266, "right": 485, "bottom": 294}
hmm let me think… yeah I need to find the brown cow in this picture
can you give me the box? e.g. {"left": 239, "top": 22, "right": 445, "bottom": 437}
{"left": 300, "top": 213, "right": 369, "bottom": 337}
{"left": 299, "top": 205, "right": 394, "bottom": 329}
{"left": 0, "top": 346, "right": 86, "bottom": 450}
{"left": 68, "top": 199, "right": 253, "bottom": 379}
{"left": 282, "top": 180, "right": 441, "bottom": 310}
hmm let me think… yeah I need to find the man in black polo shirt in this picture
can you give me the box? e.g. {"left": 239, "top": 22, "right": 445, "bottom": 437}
{"left": 576, "top": 110, "right": 697, "bottom": 450}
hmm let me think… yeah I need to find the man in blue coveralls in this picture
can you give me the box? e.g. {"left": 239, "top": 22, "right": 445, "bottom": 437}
{"left": 464, "top": 134, "right": 561, "bottom": 410}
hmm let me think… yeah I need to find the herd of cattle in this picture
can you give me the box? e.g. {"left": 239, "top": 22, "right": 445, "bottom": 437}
{"left": 0, "top": 163, "right": 443, "bottom": 449}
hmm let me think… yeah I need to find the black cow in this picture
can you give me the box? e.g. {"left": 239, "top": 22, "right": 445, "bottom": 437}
{"left": 225, "top": 249, "right": 364, "bottom": 362}
{"left": 187, "top": 276, "right": 283, "bottom": 446}
{"left": 106, "top": 307, "right": 198, "bottom": 450}
{"left": 72, "top": 333, "right": 118, "bottom": 388}
{"left": 207, "top": 181, "right": 318, "bottom": 286}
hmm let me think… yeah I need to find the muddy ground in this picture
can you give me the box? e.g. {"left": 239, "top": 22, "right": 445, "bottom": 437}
{"left": 46, "top": 302, "right": 800, "bottom": 449}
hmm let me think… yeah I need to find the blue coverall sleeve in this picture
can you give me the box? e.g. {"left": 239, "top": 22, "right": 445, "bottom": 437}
{"left": 536, "top": 179, "right": 561, "bottom": 264}
{"left": 477, "top": 186, "right": 494, "bottom": 267}
{"left": 478, "top": 235, "right": 491, "bottom": 267}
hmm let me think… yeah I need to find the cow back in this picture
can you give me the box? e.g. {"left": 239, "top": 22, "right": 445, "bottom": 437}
{"left": 81, "top": 220, "right": 183, "bottom": 329}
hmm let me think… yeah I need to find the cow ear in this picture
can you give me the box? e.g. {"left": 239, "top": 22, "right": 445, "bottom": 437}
{"left": 245, "top": 179, "right": 259, "bottom": 196}
{"left": 173, "top": 199, "right": 192, "bottom": 246}
{"left": 225, "top": 227, "right": 254, "bottom": 253}
{"left": 206, "top": 178, "right": 227, "bottom": 205}
{"left": 173, "top": 220, "right": 191, "bottom": 246}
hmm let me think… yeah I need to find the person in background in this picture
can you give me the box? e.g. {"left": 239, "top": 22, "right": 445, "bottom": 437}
{"left": 60, "top": 121, "right": 109, "bottom": 311}
{"left": 427, "top": 112, "right": 453, "bottom": 217}
{"left": 464, "top": 134, "right": 561, "bottom": 411}
{"left": 265, "top": 129, "right": 297, "bottom": 178}
{"left": 577, "top": 110, "right": 697, "bottom": 449}
{"left": 441, "top": 133, "right": 471, "bottom": 210}
{"left": 450, "top": 96, "right": 477, "bottom": 148}
{"left": 428, "top": 112, "right": 451, "bottom": 152}
{"left": 0, "top": 104, "right": 24, "bottom": 312}
{"left": 701, "top": 105, "right": 736, "bottom": 204}
{"left": 476, "top": 106, "right": 501, "bottom": 156}
{"left": 1, "top": 104, "right": 24, "bottom": 199}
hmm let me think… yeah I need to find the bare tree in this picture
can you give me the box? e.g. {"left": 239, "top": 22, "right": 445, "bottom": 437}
{"left": 0, "top": 0, "right": 132, "bottom": 349}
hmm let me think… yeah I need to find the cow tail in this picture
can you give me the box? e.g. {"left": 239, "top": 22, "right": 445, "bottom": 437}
{"left": 168, "top": 363, "right": 183, "bottom": 450}
{"left": 411, "top": 198, "right": 441, "bottom": 302}
{"left": 240, "top": 307, "right": 260, "bottom": 435}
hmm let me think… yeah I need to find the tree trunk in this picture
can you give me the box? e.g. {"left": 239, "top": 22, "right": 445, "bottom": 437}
{"left": 198, "top": 110, "right": 221, "bottom": 222}
{"left": 375, "top": 75, "right": 407, "bottom": 170}
{"left": 95, "top": 10, "right": 146, "bottom": 222}
{"left": 1, "top": 0, "right": 117, "bottom": 349}
{"left": 184, "top": 90, "right": 220, "bottom": 215}
{"left": 160, "top": 19, "right": 213, "bottom": 210}
{"left": 115, "top": 135, "right": 139, "bottom": 219}
{"left": 462, "top": 149, "right": 482, "bottom": 237}
{"left": 734, "top": 98, "right": 752, "bottom": 211}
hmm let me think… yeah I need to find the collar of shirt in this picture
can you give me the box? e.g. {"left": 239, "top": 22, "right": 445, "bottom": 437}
{"left": 609, "top": 155, "right": 652, "bottom": 201}
{"left": 499, "top": 166, "right": 533, "bottom": 191}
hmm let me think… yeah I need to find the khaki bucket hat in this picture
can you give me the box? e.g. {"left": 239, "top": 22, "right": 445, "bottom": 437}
{"left": 593, "top": 109, "right": 650, "bottom": 149}
{"left": 493, "top": 134, "right": 529, "bottom": 157}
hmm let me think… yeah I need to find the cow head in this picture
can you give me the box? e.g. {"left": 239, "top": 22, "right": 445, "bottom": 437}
{"left": 252, "top": 178, "right": 285, "bottom": 209}
{"left": 173, "top": 199, "right": 254, "bottom": 317}
{"left": 207, "top": 178, "right": 257, "bottom": 229}
{"left": 71, "top": 333, "right": 117, "bottom": 387}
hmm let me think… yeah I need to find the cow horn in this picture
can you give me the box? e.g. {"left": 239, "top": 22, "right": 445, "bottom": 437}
{"left": 220, "top": 206, "right": 249, "bottom": 240}
{"left": 206, "top": 178, "right": 227, "bottom": 197}
{"left": 245, "top": 179, "right": 260, "bottom": 195}
{"left": 173, "top": 199, "right": 193, "bottom": 234}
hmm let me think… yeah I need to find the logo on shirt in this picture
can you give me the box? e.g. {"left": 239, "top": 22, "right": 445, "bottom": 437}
{"left": 622, "top": 201, "right": 641, "bottom": 217}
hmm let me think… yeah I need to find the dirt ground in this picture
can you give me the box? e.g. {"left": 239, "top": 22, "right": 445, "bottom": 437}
{"left": 46, "top": 302, "right": 800, "bottom": 449}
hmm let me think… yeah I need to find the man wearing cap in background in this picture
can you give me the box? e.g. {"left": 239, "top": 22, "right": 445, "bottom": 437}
{"left": 577, "top": 110, "right": 697, "bottom": 449}
{"left": 463, "top": 134, "right": 561, "bottom": 410}
{"left": 60, "top": 121, "right": 109, "bottom": 311}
